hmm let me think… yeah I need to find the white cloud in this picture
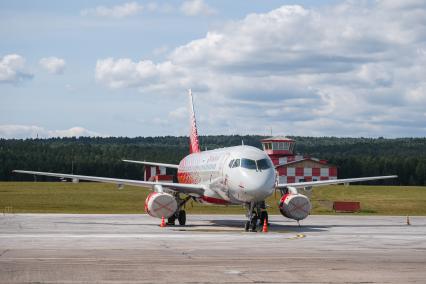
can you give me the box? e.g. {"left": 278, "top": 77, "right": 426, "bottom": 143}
{"left": 0, "top": 54, "right": 33, "bottom": 83}
{"left": 95, "top": 2, "right": 426, "bottom": 137}
{"left": 81, "top": 2, "right": 143, "bottom": 19}
{"left": 50, "top": 127, "right": 102, "bottom": 138}
{"left": 39, "top": 57, "right": 66, "bottom": 74}
{"left": 169, "top": 107, "right": 187, "bottom": 119}
{"left": 405, "top": 84, "right": 426, "bottom": 103}
{"left": 146, "top": 2, "right": 173, "bottom": 13}
{"left": 95, "top": 57, "right": 182, "bottom": 89}
{"left": 0, "top": 125, "right": 103, "bottom": 139}
{"left": 181, "top": 0, "right": 216, "bottom": 16}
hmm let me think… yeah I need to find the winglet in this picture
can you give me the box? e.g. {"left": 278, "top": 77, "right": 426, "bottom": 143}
{"left": 188, "top": 89, "right": 200, "bottom": 154}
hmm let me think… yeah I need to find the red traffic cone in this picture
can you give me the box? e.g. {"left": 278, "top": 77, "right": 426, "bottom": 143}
{"left": 262, "top": 218, "right": 268, "bottom": 233}
{"left": 160, "top": 216, "right": 166, "bottom": 227}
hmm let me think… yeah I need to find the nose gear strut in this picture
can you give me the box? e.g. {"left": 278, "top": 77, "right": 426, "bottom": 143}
{"left": 245, "top": 201, "right": 268, "bottom": 232}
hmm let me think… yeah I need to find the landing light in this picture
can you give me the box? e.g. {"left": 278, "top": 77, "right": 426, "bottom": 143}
{"left": 304, "top": 186, "right": 313, "bottom": 191}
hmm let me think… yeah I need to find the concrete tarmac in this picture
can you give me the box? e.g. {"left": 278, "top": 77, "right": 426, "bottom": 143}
{"left": 0, "top": 214, "right": 425, "bottom": 283}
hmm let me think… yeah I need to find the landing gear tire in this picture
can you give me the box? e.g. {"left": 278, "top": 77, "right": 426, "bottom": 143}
{"left": 251, "top": 216, "right": 258, "bottom": 232}
{"left": 245, "top": 201, "right": 269, "bottom": 232}
{"left": 260, "top": 211, "right": 268, "bottom": 227}
{"left": 167, "top": 215, "right": 176, "bottom": 226}
{"left": 178, "top": 210, "right": 186, "bottom": 226}
{"left": 245, "top": 221, "right": 250, "bottom": 232}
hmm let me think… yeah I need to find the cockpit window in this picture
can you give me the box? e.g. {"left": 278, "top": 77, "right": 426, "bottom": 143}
{"left": 228, "top": 159, "right": 234, "bottom": 168}
{"left": 257, "top": 158, "right": 273, "bottom": 170}
{"left": 232, "top": 158, "right": 273, "bottom": 170}
{"left": 229, "top": 159, "right": 240, "bottom": 168}
{"left": 233, "top": 159, "right": 240, "bottom": 168}
{"left": 241, "top": 158, "right": 257, "bottom": 170}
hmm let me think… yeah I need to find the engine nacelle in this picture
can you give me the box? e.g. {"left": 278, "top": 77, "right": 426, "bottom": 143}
{"left": 145, "top": 192, "right": 177, "bottom": 218}
{"left": 278, "top": 193, "right": 312, "bottom": 221}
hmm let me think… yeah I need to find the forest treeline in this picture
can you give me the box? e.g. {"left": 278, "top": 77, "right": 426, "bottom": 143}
{"left": 1, "top": 136, "right": 425, "bottom": 185}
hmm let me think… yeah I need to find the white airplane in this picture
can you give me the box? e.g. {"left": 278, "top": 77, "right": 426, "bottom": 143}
{"left": 14, "top": 90, "right": 397, "bottom": 231}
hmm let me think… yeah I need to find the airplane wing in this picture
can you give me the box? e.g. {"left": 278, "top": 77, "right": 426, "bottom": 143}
{"left": 277, "top": 175, "right": 398, "bottom": 189}
{"left": 13, "top": 170, "right": 204, "bottom": 196}
{"left": 122, "top": 159, "right": 179, "bottom": 169}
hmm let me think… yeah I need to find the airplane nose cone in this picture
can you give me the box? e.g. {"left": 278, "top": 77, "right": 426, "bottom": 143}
{"left": 241, "top": 169, "right": 275, "bottom": 200}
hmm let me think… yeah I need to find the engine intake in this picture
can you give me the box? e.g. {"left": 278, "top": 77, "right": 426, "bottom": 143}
{"left": 279, "top": 193, "right": 311, "bottom": 221}
{"left": 145, "top": 192, "right": 177, "bottom": 218}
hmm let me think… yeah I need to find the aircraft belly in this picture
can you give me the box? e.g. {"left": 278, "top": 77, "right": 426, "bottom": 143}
{"left": 199, "top": 188, "right": 232, "bottom": 205}
{"left": 177, "top": 169, "right": 234, "bottom": 204}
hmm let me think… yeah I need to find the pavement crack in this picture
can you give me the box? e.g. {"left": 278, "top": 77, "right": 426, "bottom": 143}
{"left": 0, "top": 249, "right": 9, "bottom": 257}
{"left": 181, "top": 251, "right": 193, "bottom": 259}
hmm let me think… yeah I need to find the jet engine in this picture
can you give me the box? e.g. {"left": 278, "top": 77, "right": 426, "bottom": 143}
{"left": 145, "top": 192, "right": 177, "bottom": 218}
{"left": 278, "top": 193, "right": 311, "bottom": 221}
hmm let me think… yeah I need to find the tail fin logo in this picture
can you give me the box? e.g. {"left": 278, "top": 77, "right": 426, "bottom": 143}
{"left": 188, "top": 89, "right": 200, "bottom": 154}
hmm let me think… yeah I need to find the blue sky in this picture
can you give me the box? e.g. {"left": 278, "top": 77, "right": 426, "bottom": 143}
{"left": 1, "top": 0, "right": 425, "bottom": 138}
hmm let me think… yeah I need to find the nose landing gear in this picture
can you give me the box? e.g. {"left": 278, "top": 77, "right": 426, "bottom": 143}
{"left": 245, "top": 201, "right": 268, "bottom": 232}
{"left": 245, "top": 215, "right": 258, "bottom": 232}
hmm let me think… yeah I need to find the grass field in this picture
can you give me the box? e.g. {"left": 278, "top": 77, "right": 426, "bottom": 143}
{"left": 0, "top": 182, "right": 425, "bottom": 215}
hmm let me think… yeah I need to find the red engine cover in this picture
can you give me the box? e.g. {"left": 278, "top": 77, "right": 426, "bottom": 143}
{"left": 145, "top": 192, "right": 177, "bottom": 219}
{"left": 279, "top": 193, "right": 311, "bottom": 221}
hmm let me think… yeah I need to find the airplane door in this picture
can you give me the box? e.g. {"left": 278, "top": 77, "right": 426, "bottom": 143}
{"left": 221, "top": 153, "right": 231, "bottom": 198}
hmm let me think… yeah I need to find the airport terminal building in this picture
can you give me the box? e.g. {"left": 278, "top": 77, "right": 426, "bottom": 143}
{"left": 261, "top": 136, "right": 337, "bottom": 184}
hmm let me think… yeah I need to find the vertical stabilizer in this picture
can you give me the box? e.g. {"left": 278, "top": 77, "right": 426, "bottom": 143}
{"left": 188, "top": 89, "right": 201, "bottom": 153}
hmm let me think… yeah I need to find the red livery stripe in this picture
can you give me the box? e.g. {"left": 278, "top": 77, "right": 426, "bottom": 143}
{"left": 201, "top": 195, "right": 230, "bottom": 205}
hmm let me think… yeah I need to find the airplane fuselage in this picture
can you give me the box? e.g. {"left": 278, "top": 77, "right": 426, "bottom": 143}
{"left": 177, "top": 145, "right": 276, "bottom": 205}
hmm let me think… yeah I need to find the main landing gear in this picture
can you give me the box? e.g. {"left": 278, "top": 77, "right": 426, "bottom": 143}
{"left": 245, "top": 201, "right": 268, "bottom": 232}
{"left": 167, "top": 195, "right": 191, "bottom": 226}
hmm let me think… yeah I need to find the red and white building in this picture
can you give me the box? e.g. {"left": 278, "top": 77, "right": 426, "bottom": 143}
{"left": 144, "top": 166, "right": 166, "bottom": 181}
{"left": 261, "top": 136, "right": 337, "bottom": 183}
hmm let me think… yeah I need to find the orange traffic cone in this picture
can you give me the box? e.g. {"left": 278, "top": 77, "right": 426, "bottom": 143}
{"left": 160, "top": 216, "right": 166, "bottom": 227}
{"left": 262, "top": 218, "right": 268, "bottom": 233}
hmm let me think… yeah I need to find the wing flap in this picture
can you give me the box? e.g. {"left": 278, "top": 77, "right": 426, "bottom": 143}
{"left": 277, "top": 175, "right": 398, "bottom": 189}
{"left": 13, "top": 170, "right": 204, "bottom": 196}
{"left": 122, "top": 160, "right": 179, "bottom": 169}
